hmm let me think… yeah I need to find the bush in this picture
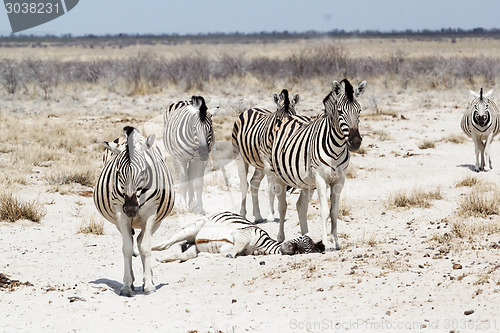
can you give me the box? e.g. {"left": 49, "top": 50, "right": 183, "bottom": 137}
{"left": 0, "top": 193, "right": 45, "bottom": 222}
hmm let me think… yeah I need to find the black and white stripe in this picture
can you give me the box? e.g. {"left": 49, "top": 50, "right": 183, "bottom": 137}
{"left": 163, "top": 95, "right": 216, "bottom": 213}
{"left": 152, "top": 211, "right": 324, "bottom": 261}
{"left": 271, "top": 79, "right": 366, "bottom": 250}
{"left": 94, "top": 126, "right": 174, "bottom": 296}
{"left": 461, "top": 88, "right": 500, "bottom": 171}
{"left": 231, "top": 90, "right": 301, "bottom": 222}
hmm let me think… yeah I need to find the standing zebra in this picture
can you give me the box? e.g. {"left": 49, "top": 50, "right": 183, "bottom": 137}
{"left": 94, "top": 126, "right": 175, "bottom": 296}
{"left": 461, "top": 88, "right": 500, "bottom": 172}
{"left": 152, "top": 211, "right": 324, "bottom": 261}
{"left": 164, "top": 96, "right": 217, "bottom": 213}
{"left": 271, "top": 79, "right": 366, "bottom": 250}
{"left": 232, "top": 89, "right": 301, "bottom": 222}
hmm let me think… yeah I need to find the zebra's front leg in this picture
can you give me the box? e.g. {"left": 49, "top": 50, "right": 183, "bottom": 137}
{"left": 473, "top": 136, "right": 484, "bottom": 172}
{"left": 191, "top": 159, "right": 207, "bottom": 214}
{"left": 329, "top": 176, "right": 345, "bottom": 251}
{"left": 116, "top": 211, "right": 135, "bottom": 297}
{"left": 275, "top": 178, "right": 288, "bottom": 243}
{"left": 484, "top": 134, "right": 494, "bottom": 170}
{"left": 178, "top": 160, "right": 190, "bottom": 210}
{"left": 296, "top": 188, "right": 312, "bottom": 236}
{"left": 137, "top": 212, "right": 159, "bottom": 295}
{"left": 237, "top": 158, "right": 249, "bottom": 218}
{"left": 314, "top": 173, "right": 332, "bottom": 250}
{"left": 250, "top": 168, "right": 265, "bottom": 222}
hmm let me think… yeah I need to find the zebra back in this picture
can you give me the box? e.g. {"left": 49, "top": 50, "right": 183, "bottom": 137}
{"left": 164, "top": 96, "right": 214, "bottom": 162}
{"left": 461, "top": 88, "right": 500, "bottom": 138}
{"left": 94, "top": 127, "right": 174, "bottom": 226}
{"left": 232, "top": 89, "right": 300, "bottom": 168}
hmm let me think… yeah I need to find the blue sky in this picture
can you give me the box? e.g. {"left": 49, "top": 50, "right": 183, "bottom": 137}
{"left": 1, "top": 0, "right": 499, "bottom": 36}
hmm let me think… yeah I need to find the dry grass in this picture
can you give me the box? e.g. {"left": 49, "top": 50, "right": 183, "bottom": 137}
{"left": 418, "top": 139, "right": 435, "bottom": 149}
{"left": 455, "top": 175, "right": 479, "bottom": 187}
{"left": 387, "top": 186, "right": 442, "bottom": 209}
{"left": 78, "top": 218, "right": 105, "bottom": 235}
{"left": 442, "top": 133, "right": 466, "bottom": 144}
{"left": 458, "top": 187, "right": 500, "bottom": 217}
{"left": 0, "top": 193, "right": 45, "bottom": 222}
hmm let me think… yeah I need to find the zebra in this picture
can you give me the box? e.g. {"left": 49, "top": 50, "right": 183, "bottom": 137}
{"left": 461, "top": 88, "right": 500, "bottom": 172}
{"left": 94, "top": 126, "right": 175, "bottom": 296}
{"left": 271, "top": 79, "right": 366, "bottom": 250}
{"left": 101, "top": 136, "right": 126, "bottom": 166}
{"left": 152, "top": 211, "right": 324, "bottom": 262}
{"left": 163, "top": 95, "right": 217, "bottom": 213}
{"left": 231, "top": 89, "right": 301, "bottom": 222}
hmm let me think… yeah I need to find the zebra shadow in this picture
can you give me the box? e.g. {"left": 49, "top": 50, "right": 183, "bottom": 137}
{"left": 457, "top": 164, "right": 488, "bottom": 172}
{"left": 90, "top": 278, "right": 168, "bottom": 296}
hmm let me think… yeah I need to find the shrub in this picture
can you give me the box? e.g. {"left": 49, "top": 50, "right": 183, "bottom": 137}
{"left": 0, "top": 193, "right": 45, "bottom": 222}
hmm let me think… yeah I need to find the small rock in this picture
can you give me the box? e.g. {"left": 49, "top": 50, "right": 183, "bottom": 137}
{"left": 453, "top": 263, "right": 463, "bottom": 270}
{"left": 418, "top": 265, "right": 424, "bottom": 269}
{"left": 232, "top": 299, "right": 237, "bottom": 304}
{"left": 464, "top": 310, "right": 474, "bottom": 316}
{"left": 259, "top": 261, "right": 266, "bottom": 266}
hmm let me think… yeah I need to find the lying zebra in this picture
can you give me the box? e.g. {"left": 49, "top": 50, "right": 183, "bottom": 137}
{"left": 152, "top": 211, "right": 324, "bottom": 262}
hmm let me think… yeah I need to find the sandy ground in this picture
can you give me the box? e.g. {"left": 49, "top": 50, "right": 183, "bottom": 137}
{"left": 1, "top": 86, "right": 500, "bottom": 332}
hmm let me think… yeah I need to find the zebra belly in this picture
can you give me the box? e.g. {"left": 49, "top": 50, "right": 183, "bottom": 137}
{"left": 195, "top": 227, "right": 235, "bottom": 253}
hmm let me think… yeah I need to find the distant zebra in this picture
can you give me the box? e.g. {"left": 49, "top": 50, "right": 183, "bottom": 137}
{"left": 271, "top": 79, "right": 366, "bottom": 250}
{"left": 152, "top": 211, "right": 324, "bottom": 261}
{"left": 94, "top": 126, "right": 175, "bottom": 296}
{"left": 164, "top": 96, "right": 217, "bottom": 213}
{"left": 232, "top": 89, "right": 301, "bottom": 222}
{"left": 461, "top": 88, "right": 500, "bottom": 172}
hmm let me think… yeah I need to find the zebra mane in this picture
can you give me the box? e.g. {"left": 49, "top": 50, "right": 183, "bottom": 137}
{"left": 480, "top": 88, "right": 483, "bottom": 100}
{"left": 191, "top": 96, "right": 208, "bottom": 122}
{"left": 123, "top": 126, "right": 137, "bottom": 159}
{"left": 280, "top": 89, "right": 290, "bottom": 109}
{"left": 341, "top": 79, "right": 354, "bottom": 102}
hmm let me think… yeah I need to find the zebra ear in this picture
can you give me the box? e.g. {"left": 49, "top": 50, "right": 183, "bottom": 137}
{"left": 355, "top": 81, "right": 367, "bottom": 98}
{"left": 145, "top": 134, "right": 155, "bottom": 149}
{"left": 273, "top": 92, "right": 280, "bottom": 105}
{"left": 292, "top": 93, "right": 300, "bottom": 105}
{"left": 102, "top": 141, "right": 120, "bottom": 153}
{"left": 332, "top": 81, "right": 343, "bottom": 97}
{"left": 469, "top": 90, "right": 480, "bottom": 98}
{"left": 484, "top": 89, "right": 493, "bottom": 99}
{"left": 208, "top": 106, "right": 219, "bottom": 115}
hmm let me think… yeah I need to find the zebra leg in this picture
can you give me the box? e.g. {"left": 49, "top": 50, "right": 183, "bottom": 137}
{"left": 159, "top": 244, "right": 199, "bottom": 262}
{"left": 116, "top": 211, "right": 135, "bottom": 297}
{"left": 314, "top": 173, "right": 332, "bottom": 250}
{"left": 473, "top": 136, "right": 483, "bottom": 172}
{"left": 484, "top": 134, "right": 494, "bottom": 170}
{"left": 237, "top": 158, "right": 249, "bottom": 217}
{"left": 264, "top": 168, "right": 276, "bottom": 222}
{"left": 177, "top": 159, "right": 190, "bottom": 210}
{"left": 221, "top": 233, "right": 248, "bottom": 258}
{"left": 275, "top": 178, "right": 288, "bottom": 243}
{"left": 191, "top": 159, "right": 207, "bottom": 214}
{"left": 250, "top": 168, "right": 265, "bottom": 222}
{"left": 152, "top": 219, "right": 206, "bottom": 251}
{"left": 186, "top": 161, "right": 196, "bottom": 209}
{"left": 137, "top": 212, "right": 157, "bottom": 295}
{"left": 329, "top": 176, "right": 346, "bottom": 251}
{"left": 296, "top": 188, "right": 312, "bottom": 235}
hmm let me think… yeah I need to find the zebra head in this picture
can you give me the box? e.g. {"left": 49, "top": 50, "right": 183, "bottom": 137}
{"left": 115, "top": 126, "right": 155, "bottom": 219}
{"left": 470, "top": 88, "right": 493, "bottom": 127}
{"left": 273, "top": 89, "right": 301, "bottom": 119}
{"left": 324, "top": 79, "right": 367, "bottom": 152}
{"left": 190, "top": 95, "right": 216, "bottom": 161}
{"left": 280, "top": 234, "right": 325, "bottom": 255}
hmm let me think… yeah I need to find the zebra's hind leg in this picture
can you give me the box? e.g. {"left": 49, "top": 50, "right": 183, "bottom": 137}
{"left": 250, "top": 168, "right": 265, "bottom": 222}
{"left": 264, "top": 169, "right": 277, "bottom": 222}
{"left": 159, "top": 243, "right": 199, "bottom": 263}
{"left": 237, "top": 158, "right": 249, "bottom": 218}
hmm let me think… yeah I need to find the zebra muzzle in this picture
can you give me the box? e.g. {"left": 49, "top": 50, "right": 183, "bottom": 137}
{"left": 347, "top": 128, "right": 362, "bottom": 152}
{"left": 123, "top": 194, "right": 139, "bottom": 218}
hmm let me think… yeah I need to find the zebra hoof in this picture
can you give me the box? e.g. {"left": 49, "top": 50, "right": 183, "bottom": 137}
{"left": 225, "top": 254, "right": 234, "bottom": 258}
{"left": 119, "top": 286, "right": 134, "bottom": 297}
{"left": 143, "top": 285, "right": 156, "bottom": 295}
